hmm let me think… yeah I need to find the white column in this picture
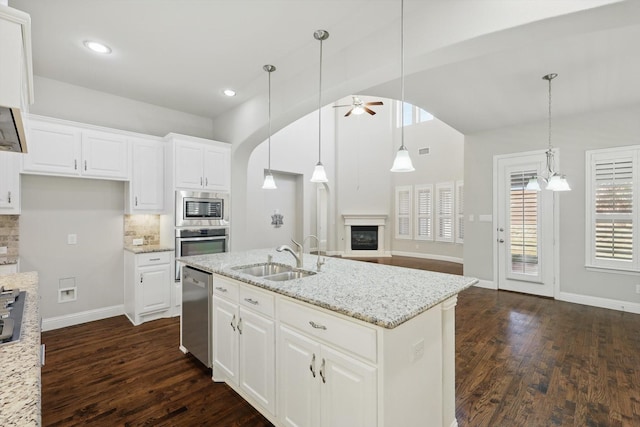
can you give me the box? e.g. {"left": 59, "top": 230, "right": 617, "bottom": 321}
{"left": 441, "top": 296, "right": 458, "bottom": 427}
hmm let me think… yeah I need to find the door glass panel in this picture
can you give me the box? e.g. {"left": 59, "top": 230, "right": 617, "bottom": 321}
{"left": 509, "top": 170, "right": 539, "bottom": 276}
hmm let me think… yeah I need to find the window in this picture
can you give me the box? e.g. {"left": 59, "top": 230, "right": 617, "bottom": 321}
{"left": 586, "top": 147, "right": 638, "bottom": 271}
{"left": 395, "top": 101, "right": 433, "bottom": 128}
{"left": 415, "top": 184, "right": 433, "bottom": 240}
{"left": 456, "top": 181, "right": 464, "bottom": 243}
{"left": 435, "top": 182, "right": 454, "bottom": 242}
{"left": 509, "top": 170, "right": 539, "bottom": 276}
{"left": 395, "top": 186, "right": 412, "bottom": 239}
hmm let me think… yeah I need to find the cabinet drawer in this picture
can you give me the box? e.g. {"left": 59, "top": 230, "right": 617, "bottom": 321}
{"left": 279, "top": 298, "right": 377, "bottom": 363}
{"left": 138, "top": 251, "right": 171, "bottom": 267}
{"left": 213, "top": 276, "right": 239, "bottom": 301}
{"left": 240, "top": 285, "right": 275, "bottom": 318}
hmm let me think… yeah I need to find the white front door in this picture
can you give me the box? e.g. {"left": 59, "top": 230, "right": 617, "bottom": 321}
{"left": 495, "top": 152, "right": 556, "bottom": 297}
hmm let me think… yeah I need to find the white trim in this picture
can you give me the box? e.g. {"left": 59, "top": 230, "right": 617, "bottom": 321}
{"left": 557, "top": 291, "right": 640, "bottom": 315}
{"left": 390, "top": 250, "right": 462, "bottom": 264}
{"left": 42, "top": 304, "right": 124, "bottom": 331}
{"left": 585, "top": 265, "right": 640, "bottom": 276}
{"left": 343, "top": 250, "right": 392, "bottom": 258}
{"left": 474, "top": 279, "right": 497, "bottom": 290}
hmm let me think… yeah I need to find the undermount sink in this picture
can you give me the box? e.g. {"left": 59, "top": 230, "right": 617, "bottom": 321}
{"left": 231, "top": 262, "right": 316, "bottom": 281}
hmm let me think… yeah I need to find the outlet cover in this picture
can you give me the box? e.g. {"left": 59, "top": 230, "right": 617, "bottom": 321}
{"left": 636, "top": 284, "right": 640, "bottom": 294}
{"left": 132, "top": 238, "right": 144, "bottom": 246}
{"left": 0, "top": 246, "right": 7, "bottom": 255}
{"left": 67, "top": 234, "right": 77, "bottom": 245}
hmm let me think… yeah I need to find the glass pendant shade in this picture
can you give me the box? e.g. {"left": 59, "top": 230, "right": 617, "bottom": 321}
{"left": 310, "top": 162, "right": 328, "bottom": 183}
{"left": 526, "top": 177, "right": 542, "bottom": 192}
{"left": 390, "top": 146, "right": 415, "bottom": 172}
{"left": 546, "top": 174, "right": 571, "bottom": 191}
{"left": 262, "top": 173, "right": 277, "bottom": 189}
{"left": 352, "top": 105, "right": 365, "bottom": 115}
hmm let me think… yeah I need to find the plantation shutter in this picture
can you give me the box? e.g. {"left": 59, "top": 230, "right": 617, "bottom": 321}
{"left": 415, "top": 185, "right": 433, "bottom": 240}
{"left": 456, "top": 181, "right": 464, "bottom": 243}
{"left": 436, "top": 182, "right": 454, "bottom": 242}
{"left": 509, "top": 170, "right": 540, "bottom": 277}
{"left": 395, "top": 186, "right": 412, "bottom": 239}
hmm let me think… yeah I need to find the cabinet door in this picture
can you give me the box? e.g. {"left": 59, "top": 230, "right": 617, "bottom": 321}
{"left": 23, "top": 120, "right": 82, "bottom": 175}
{"left": 131, "top": 139, "right": 165, "bottom": 212}
{"left": 279, "top": 326, "right": 321, "bottom": 427}
{"left": 239, "top": 307, "right": 275, "bottom": 414}
{"left": 203, "top": 145, "right": 230, "bottom": 191}
{"left": 212, "top": 295, "right": 239, "bottom": 384}
{"left": 320, "top": 346, "right": 377, "bottom": 427}
{"left": 81, "top": 130, "right": 129, "bottom": 179}
{"left": 138, "top": 263, "right": 171, "bottom": 315}
{"left": 0, "top": 152, "right": 20, "bottom": 213}
{"left": 175, "top": 142, "right": 204, "bottom": 189}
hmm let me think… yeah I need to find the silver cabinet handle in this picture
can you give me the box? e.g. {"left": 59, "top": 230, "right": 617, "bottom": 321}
{"left": 237, "top": 317, "right": 243, "bottom": 335}
{"left": 215, "top": 286, "right": 228, "bottom": 293}
{"left": 74, "top": 159, "right": 78, "bottom": 170}
{"left": 84, "top": 160, "right": 87, "bottom": 171}
{"left": 140, "top": 274, "right": 143, "bottom": 284}
{"left": 319, "top": 358, "right": 326, "bottom": 383}
{"left": 310, "top": 353, "right": 316, "bottom": 378}
{"left": 309, "top": 321, "right": 327, "bottom": 330}
{"left": 205, "top": 177, "right": 208, "bottom": 186}
{"left": 200, "top": 177, "right": 203, "bottom": 186}
{"left": 7, "top": 191, "right": 10, "bottom": 204}
{"left": 244, "top": 298, "right": 259, "bottom": 305}
{"left": 230, "top": 314, "right": 236, "bottom": 331}
{"left": 135, "top": 196, "right": 138, "bottom": 206}
{"left": 498, "top": 239, "right": 504, "bottom": 243}
{"left": 149, "top": 258, "right": 160, "bottom": 261}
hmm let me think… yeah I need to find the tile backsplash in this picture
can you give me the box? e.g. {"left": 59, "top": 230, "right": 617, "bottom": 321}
{"left": 124, "top": 215, "right": 160, "bottom": 246}
{"left": 0, "top": 215, "right": 19, "bottom": 257}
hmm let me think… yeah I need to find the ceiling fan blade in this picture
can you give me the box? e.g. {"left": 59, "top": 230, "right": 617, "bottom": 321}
{"left": 333, "top": 104, "right": 351, "bottom": 108}
{"left": 345, "top": 108, "right": 354, "bottom": 117}
{"left": 365, "top": 101, "right": 384, "bottom": 106}
{"left": 364, "top": 107, "right": 376, "bottom": 115}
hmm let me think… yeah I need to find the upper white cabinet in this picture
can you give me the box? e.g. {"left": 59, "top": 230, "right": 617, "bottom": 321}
{"left": 0, "top": 6, "right": 33, "bottom": 112}
{"left": 126, "top": 138, "right": 166, "bottom": 213}
{"left": 172, "top": 136, "right": 230, "bottom": 192}
{"left": 22, "top": 117, "right": 129, "bottom": 180}
{"left": 0, "top": 151, "right": 21, "bottom": 214}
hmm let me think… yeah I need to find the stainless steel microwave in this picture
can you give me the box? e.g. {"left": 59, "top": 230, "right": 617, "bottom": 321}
{"left": 175, "top": 190, "right": 229, "bottom": 227}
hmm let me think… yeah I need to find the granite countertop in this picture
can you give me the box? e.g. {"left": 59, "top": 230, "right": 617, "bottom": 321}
{"left": 179, "top": 249, "right": 477, "bottom": 329}
{"left": 124, "top": 244, "right": 174, "bottom": 254}
{"left": 0, "top": 272, "right": 41, "bottom": 427}
{"left": 0, "top": 256, "right": 19, "bottom": 265}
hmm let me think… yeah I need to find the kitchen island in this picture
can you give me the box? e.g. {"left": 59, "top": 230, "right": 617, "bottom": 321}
{"left": 180, "top": 249, "right": 477, "bottom": 427}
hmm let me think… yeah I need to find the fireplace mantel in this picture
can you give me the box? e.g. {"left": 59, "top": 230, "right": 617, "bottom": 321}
{"left": 342, "top": 214, "right": 390, "bottom": 257}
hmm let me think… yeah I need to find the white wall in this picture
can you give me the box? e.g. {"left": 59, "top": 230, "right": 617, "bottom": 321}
{"left": 30, "top": 76, "right": 214, "bottom": 139}
{"left": 464, "top": 103, "right": 640, "bottom": 306}
{"left": 19, "top": 175, "right": 125, "bottom": 319}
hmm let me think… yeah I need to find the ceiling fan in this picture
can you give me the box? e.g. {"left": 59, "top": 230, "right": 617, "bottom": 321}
{"left": 333, "top": 96, "right": 383, "bottom": 117}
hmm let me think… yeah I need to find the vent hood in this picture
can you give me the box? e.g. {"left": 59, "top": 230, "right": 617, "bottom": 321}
{"left": 0, "top": 106, "right": 27, "bottom": 153}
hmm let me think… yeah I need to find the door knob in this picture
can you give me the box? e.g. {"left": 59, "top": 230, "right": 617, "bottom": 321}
{"left": 498, "top": 239, "right": 505, "bottom": 243}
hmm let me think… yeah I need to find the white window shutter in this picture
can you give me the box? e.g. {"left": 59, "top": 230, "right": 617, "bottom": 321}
{"left": 395, "top": 186, "right": 412, "bottom": 239}
{"left": 436, "top": 182, "right": 454, "bottom": 243}
{"left": 415, "top": 184, "right": 433, "bottom": 241}
{"left": 456, "top": 181, "right": 464, "bottom": 243}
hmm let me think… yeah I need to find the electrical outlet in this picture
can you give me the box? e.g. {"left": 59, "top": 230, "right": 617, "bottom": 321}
{"left": 67, "top": 234, "right": 77, "bottom": 245}
{"left": 133, "top": 238, "right": 144, "bottom": 246}
{"left": 0, "top": 246, "right": 7, "bottom": 255}
{"left": 636, "top": 284, "right": 640, "bottom": 294}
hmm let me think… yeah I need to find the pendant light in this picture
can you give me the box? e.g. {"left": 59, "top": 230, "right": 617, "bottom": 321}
{"left": 526, "top": 73, "right": 571, "bottom": 192}
{"left": 310, "top": 30, "right": 329, "bottom": 183}
{"left": 390, "top": 0, "right": 415, "bottom": 173}
{"left": 262, "top": 64, "right": 277, "bottom": 189}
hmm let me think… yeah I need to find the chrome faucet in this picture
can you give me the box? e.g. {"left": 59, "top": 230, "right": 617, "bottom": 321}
{"left": 303, "top": 234, "right": 326, "bottom": 272}
{"left": 276, "top": 239, "right": 303, "bottom": 268}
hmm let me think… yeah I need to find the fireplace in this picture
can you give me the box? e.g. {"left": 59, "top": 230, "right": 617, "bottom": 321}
{"left": 351, "top": 226, "right": 378, "bottom": 250}
{"left": 342, "top": 214, "right": 390, "bottom": 257}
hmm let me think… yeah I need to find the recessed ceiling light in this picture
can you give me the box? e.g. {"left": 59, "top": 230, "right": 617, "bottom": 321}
{"left": 83, "top": 40, "right": 112, "bottom": 54}
{"left": 223, "top": 89, "right": 236, "bottom": 97}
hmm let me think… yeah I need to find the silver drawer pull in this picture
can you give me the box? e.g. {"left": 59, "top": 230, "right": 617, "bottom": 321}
{"left": 149, "top": 258, "right": 160, "bottom": 261}
{"left": 309, "top": 353, "right": 316, "bottom": 377}
{"left": 230, "top": 314, "right": 236, "bottom": 332}
{"left": 215, "top": 287, "right": 228, "bottom": 292}
{"left": 319, "top": 358, "right": 326, "bottom": 383}
{"left": 309, "top": 321, "right": 327, "bottom": 330}
{"left": 244, "top": 298, "right": 259, "bottom": 305}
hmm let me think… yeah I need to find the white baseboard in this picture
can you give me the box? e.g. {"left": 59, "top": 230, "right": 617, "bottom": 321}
{"left": 557, "top": 291, "right": 640, "bottom": 314}
{"left": 391, "top": 251, "right": 463, "bottom": 264}
{"left": 474, "top": 279, "right": 497, "bottom": 290}
{"left": 42, "top": 304, "right": 125, "bottom": 332}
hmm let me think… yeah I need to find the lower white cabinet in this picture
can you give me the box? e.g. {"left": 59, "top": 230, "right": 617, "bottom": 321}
{"left": 124, "top": 250, "right": 172, "bottom": 325}
{"left": 212, "top": 277, "right": 276, "bottom": 416}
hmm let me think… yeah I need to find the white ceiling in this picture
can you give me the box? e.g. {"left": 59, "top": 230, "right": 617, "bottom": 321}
{"left": 9, "top": 0, "right": 640, "bottom": 139}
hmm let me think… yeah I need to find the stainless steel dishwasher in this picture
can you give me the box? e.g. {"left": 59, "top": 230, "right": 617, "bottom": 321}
{"left": 181, "top": 265, "right": 212, "bottom": 367}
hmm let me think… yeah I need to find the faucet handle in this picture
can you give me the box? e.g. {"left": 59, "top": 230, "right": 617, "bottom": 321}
{"left": 291, "top": 238, "right": 303, "bottom": 251}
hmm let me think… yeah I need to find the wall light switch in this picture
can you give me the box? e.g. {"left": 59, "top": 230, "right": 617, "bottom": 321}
{"left": 67, "top": 234, "right": 77, "bottom": 245}
{"left": 0, "top": 246, "right": 7, "bottom": 255}
{"left": 636, "top": 284, "right": 640, "bottom": 294}
{"left": 132, "top": 238, "right": 144, "bottom": 246}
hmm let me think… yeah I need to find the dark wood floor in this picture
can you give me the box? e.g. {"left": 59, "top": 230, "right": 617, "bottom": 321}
{"left": 41, "top": 257, "right": 640, "bottom": 426}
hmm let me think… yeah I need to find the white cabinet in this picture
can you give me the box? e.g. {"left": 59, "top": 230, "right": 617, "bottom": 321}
{"left": 278, "top": 312, "right": 377, "bottom": 427}
{"left": 174, "top": 138, "right": 230, "bottom": 191}
{"left": 0, "top": 152, "right": 21, "bottom": 214}
{"left": 23, "top": 118, "right": 129, "bottom": 180}
{"left": 124, "top": 250, "right": 172, "bottom": 325}
{"left": 211, "top": 277, "right": 276, "bottom": 415}
{"left": 126, "top": 138, "right": 166, "bottom": 213}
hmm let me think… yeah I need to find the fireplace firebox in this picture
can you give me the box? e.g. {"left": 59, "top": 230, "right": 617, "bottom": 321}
{"left": 351, "top": 226, "right": 378, "bottom": 251}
